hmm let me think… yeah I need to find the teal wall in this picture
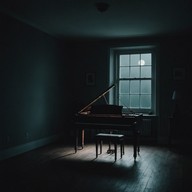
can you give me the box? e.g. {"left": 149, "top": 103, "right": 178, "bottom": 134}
{"left": 0, "top": 12, "right": 67, "bottom": 157}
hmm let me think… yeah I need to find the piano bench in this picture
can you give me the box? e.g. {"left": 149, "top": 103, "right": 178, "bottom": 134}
{"left": 95, "top": 133, "right": 125, "bottom": 161}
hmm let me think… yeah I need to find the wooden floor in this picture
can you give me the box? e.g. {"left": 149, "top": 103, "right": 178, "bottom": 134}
{"left": 0, "top": 141, "right": 192, "bottom": 192}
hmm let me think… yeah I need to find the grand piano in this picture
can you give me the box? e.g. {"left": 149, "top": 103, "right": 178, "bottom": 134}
{"left": 74, "top": 84, "right": 143, "bottom": 160}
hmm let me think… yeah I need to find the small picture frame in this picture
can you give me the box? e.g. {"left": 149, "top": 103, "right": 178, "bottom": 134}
{"left": 86, "top": 73, "right": 95, "bottom": 86}
{"left": 173, "top": 68, "right": 185, "bottom": 80}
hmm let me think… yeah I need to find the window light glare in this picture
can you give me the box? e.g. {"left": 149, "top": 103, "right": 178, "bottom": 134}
{"left": 138, "top": 59, "right": 145, "bottom": 65}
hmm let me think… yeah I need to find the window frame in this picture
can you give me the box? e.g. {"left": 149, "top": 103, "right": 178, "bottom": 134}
{"left": 109, "top": 45, "right": 157, "bottom": 115}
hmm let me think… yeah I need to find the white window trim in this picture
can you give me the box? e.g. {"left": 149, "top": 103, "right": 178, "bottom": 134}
{"left": 109, "top": 45, "right": 157, "bottom": 115}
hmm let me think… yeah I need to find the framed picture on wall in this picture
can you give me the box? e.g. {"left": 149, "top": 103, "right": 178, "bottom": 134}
{"left": 86, "top": 72, "right": 95, "bottom": 86}
{"left": 173, "top": 68, "right": 185, "bottom": 80}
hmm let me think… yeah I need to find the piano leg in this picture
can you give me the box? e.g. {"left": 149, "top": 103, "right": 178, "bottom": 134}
{"left": 133, "top": 127, "right": 140, "bottom": 160}
{"left": 75, "top": 128, "right": 78, "bottom": 153}
{"left": 75, "top": 127, "right": 84, "bottom": 153}
{"left": 133, "top": 137, "right": 137, "bottom": 160}
{"left": 137, "top": 130, "right": 140, "bottom": 154}
{"left": 82, "top": 129, "right": 84, "bottom": 148}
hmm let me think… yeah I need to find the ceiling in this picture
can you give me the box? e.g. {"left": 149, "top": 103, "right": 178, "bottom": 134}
{"left": 1, "top": 0, "right": 192, "bottom": 40}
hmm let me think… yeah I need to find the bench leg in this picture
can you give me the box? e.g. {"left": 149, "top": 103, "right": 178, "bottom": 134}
{"left": 95, "top": 135, "right": 125, "bottom": 161}
{"left": 96, "top": 140, "right": 98, "bottom": 158}
{"left": 96, "top": 139, "right": 103, "bottom": 158}
{"left": 114, "top": 143, "right": 117, "bottom": 161}
{"left": 100, "top": 140, "right": 102, "bottom": 154}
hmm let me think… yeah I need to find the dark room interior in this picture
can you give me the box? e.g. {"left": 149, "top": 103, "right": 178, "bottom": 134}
{"left": 0, "top": 0, "right": 192, "bottom": 191}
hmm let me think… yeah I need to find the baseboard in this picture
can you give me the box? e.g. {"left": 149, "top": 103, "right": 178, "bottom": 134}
{"left": 0, "top": 135, "right": 60, "bottom": 161}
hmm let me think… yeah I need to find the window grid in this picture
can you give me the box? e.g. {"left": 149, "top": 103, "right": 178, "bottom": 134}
{"left": 117, "top": 53, "right": 152, "bottom": 112}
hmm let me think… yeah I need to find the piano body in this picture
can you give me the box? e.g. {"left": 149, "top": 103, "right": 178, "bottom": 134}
{"left": 74, "top": 84, "right": 143, "bottom": 160}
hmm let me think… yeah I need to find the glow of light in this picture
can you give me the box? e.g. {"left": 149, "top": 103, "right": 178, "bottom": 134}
{"left": 138, "top": 59, "right": 145, "bottom": 65}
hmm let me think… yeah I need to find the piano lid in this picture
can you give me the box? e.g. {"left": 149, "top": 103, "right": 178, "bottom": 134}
{"left": 78, "top": 83, "right": 116, "bottom": 114}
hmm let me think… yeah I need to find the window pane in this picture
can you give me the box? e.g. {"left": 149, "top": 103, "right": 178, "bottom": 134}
{"left": 140, "top": 95, "right": 151, "bottom": 108}
{"left": 120, "top": 55, "right": 129, "bottom": 66}
{"left": 141, "top": 66, "right": 151, "bottom": 78}
{"left": 141, "top": 53, "right": 151, "bottom": 65}
{"left": 130, "top": 80, "right": 140, "bottom": 94}
{"left": 119, "top": 94, "right": 129, "bottom": 107}
{"left": 141, "top": 80, "right": 151, "bottom": 94}
{"left": 119, "top": 80, "right": 129, "bottom": 93}
{"left": 130, "top": 95, "right": 139, "bottom": 108}
{"left": 111, "top": 48, "right": 154, "bottom": 113}
{"left": 130, "top": 66, "right": 140, "bottom": 78}
{"left": 130, "top": 54, "right": 140, "bottom": 66}
{"left": 119, "top": 66, "right": 129, "bottom": 78}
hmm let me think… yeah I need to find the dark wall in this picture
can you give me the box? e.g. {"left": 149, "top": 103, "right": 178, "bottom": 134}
{"left": 60, "top": 40, "right": 109, "bottom": 111}
{"left": 158, "top": 34, "right": 192, "bottom": 143}
{"left": 0, "top": 12, "right": 67, "bottom": 157}
{"left": 62, "top": 33, "right": 192, "bottom": 144}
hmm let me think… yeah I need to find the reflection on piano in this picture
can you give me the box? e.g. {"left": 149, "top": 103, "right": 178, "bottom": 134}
{"left": 74, "top": 84, "right": 143, "bottom": 160}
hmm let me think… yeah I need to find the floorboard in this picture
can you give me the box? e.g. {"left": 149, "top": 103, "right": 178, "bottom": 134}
{"left": 0, "top": 142, "right": 192, "bottom": 192}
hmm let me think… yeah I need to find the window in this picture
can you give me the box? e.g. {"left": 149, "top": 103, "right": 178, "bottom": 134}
{"left": 109, "top": 46, "right": 157, "bottom": 114}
